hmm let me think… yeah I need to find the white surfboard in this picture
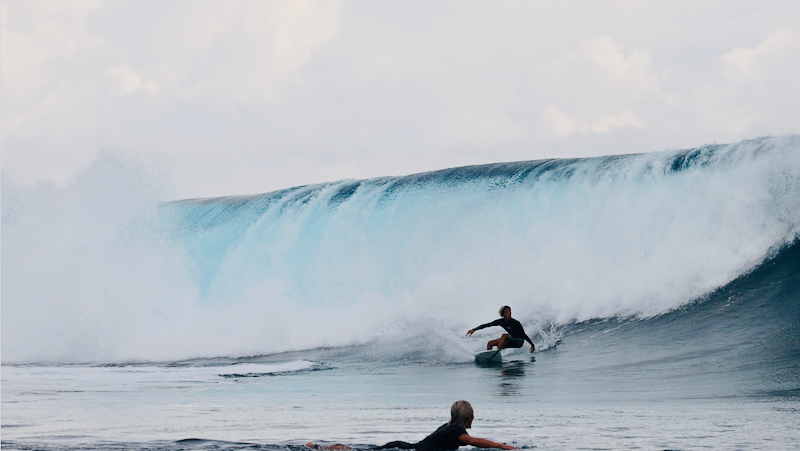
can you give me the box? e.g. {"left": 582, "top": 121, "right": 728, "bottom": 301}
{"left": 475, "top": 350, "right": 502, "bottom": 364}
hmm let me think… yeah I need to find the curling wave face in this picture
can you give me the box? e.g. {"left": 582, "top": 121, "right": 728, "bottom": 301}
{"left": 3, "top": 136, "right": 800, "bottom": 363}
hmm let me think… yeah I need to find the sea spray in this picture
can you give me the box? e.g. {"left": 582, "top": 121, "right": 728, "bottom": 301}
{"left": 3, "top": 136, "right": 799, "bottom": 363}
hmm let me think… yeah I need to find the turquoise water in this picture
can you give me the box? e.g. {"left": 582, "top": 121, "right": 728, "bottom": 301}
{"left": 2, "top": 136, "right": 800, "bottom": 449}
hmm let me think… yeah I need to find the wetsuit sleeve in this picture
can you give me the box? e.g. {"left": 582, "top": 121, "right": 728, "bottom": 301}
{"left": 523, "top": 333, "right": 534, "bottom": 347}
{"left": 514, "top": 319, "right": 535, "bottom": 347}
{"left": 473, "top": 319, "right": 502, "bottom": 331}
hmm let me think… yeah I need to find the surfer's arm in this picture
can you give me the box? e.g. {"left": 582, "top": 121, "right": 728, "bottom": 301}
{"left": 459, "top": 434, "right": 515, "bottom": 450}
{"left": 523, "top": 333, "right": 535, "bottom": 351}
{"left": 511, "top": 319, "right": 535, "bottom": 352}
{"left": 467, "top": 320, "right": 501, "bottom": 335}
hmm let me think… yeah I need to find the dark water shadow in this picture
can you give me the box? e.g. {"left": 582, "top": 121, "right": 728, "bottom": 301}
{"left": 497, "top": 361, "right": 528, "bottom": 396}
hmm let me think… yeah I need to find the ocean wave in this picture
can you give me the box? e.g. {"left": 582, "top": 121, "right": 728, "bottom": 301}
{"left": 3, "top": 136, "right": 799, "bottom": 363}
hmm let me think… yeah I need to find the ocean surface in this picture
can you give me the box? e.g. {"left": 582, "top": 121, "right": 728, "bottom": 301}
{"left": 2, "top": 136, "right": 800, "bottom": 450}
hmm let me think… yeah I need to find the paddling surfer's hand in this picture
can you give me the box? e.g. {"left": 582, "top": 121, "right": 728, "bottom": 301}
{"left": 467, "top": 329, "right": 475, "bottom": 336}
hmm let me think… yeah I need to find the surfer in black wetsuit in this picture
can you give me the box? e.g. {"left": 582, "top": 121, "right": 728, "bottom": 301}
{"left": 467, "top": 306, "right": 535, "bottom": 353}
{"left": 306, "top": 401, "right": 514, "bottom": 451}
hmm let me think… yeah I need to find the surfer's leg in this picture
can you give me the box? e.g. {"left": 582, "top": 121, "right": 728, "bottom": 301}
{"left": 497, "top": 334, "right": 510, "bottom": 350}
{"left": 486, "top": 334, "right": 510, "bottom": 350}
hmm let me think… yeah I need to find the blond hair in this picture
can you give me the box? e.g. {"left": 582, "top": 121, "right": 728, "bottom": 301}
{"left": 448, "top": 400, "right": 474, "bottom": 428}
{"left": 498, "top": 306, "right": 510, "bottom": 317}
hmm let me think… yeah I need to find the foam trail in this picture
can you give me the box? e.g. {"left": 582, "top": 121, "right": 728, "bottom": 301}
{"left": 3, "top": 137, "right": 800, "bottom": 363}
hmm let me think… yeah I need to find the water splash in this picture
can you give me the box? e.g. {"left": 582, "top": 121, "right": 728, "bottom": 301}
{"left": 3, "top": 136, "right": 800, "bottom": 363}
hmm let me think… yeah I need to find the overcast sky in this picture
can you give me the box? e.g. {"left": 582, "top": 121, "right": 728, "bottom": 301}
{"left": 2, "top": 0, "right": 799, "bottom": 199}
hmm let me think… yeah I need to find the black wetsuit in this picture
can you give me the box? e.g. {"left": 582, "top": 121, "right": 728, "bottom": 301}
{"left": 372, "top": 424, "right": 468, "bottom": 451}
{"left": 473, "top": 318, "right": 534, "bottom": 349}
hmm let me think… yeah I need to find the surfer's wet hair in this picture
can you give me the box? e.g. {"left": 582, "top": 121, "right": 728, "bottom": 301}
{"left": 499, "top": 306, "right": 510, "bottom": 317}
{"left": 449, "top": 400, "right": 474, "bottom": 428}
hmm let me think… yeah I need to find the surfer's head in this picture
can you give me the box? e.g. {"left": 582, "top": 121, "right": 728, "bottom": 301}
{"left": 499, "top": 306, "right": 511, "bottom": 319}
{"left": 449, "top": 400, "right": 474, "bottom": 428}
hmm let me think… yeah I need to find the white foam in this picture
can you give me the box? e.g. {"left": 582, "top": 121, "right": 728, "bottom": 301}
{"left": 3, "top": 137, "right": 799, "bottom": 363}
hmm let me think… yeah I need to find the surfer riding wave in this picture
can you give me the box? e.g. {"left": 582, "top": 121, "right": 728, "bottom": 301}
{"left": 467, "top": 306, "right": 534, "bottom": 353}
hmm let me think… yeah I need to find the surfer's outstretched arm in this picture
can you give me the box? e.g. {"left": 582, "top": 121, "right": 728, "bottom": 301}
{"left": 467, "top": 319, "right": 502, "bottom": 336}
{"left": 459, "top": 434, "right": 515, "bottom": 450}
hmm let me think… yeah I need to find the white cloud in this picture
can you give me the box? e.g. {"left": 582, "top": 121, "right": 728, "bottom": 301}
{"left": 535, "top": 36, "right": 664, "bottom": 141}
{"left": 0, "top": 0, "right": 105, "bottom": 123}
{"left": 437, "top": 108, "right": 527, "bottom": 146}
{"left": 572, "top": 36, "right": 659, "bottom": 92}
{"left": 1, "top": 1, "right": 799, "bottom": 197}
{"left": 541, "top": 105, "right": 645, "bottom": 137}
{"left": 721, "top": 28, "right": 800, "bottom": 85}
{"left": 541, "top": 105, "right": 577, "bottom": 138}
{"left": 105, "top": 66, "right": 157, "bottom": 95}
{"left": 547, "top": 36, "right": 663, "bottom": 104}
{"left": 1, "top": 0, "right": 343, "bottom": 188}
{"left": 695, "top": 28, "right": 800, "bottom": 134}
{"left": 152, "top": 1, "right": 343, "bottom": 102}
{"left": 590, "top": 111, "right": 646, "bottom": 133}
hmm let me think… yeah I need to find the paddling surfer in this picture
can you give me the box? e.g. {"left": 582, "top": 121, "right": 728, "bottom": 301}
{"left": 467, "top": 306, "right": 534, "bottom": 353}
{"left": 306, "top": 400, "right": 515, "bottom": 450}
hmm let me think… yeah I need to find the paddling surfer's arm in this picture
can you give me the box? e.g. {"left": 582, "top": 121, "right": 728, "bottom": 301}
{"left": 459, "top": 434, "right": 515, "bottom": 450}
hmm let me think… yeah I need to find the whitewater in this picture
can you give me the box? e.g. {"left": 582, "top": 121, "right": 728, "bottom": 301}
{"left": 2, "top": 136, "right": 800, "bottom": 450}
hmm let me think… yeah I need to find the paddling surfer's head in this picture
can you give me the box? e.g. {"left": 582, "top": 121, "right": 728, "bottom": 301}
{"left": 449, "top": 400, "right": 474, "bottom": 428}
{"left": 499, "top": 306, "right": 511, "bottom": 319}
